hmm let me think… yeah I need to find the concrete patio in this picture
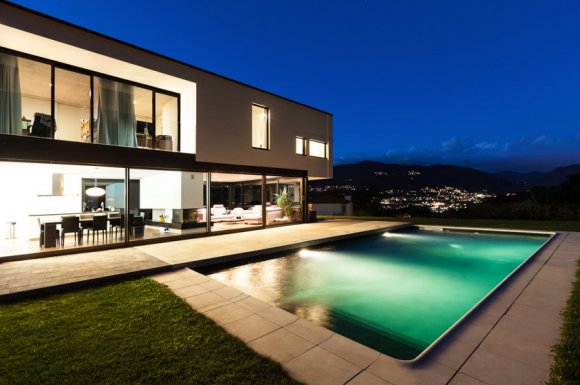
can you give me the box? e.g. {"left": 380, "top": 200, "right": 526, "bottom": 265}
{"left": 0, "top": 220, "right": 578, "bottom": 385}
{"left": 0, "top": 220, "right": 409, "bottom": 299}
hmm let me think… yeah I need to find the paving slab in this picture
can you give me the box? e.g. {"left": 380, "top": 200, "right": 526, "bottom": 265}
{"left": 460, "top": 348, "right": 548, "bottom": 385}
{"left": 202, "top": 302, "right": 253, "bottom": 326}
{"left": 248, "top": 327, "right": 315, "bottom": 363}
{"left": 284, "top": 317, "right": 334, "bottom": 345}
{"left": 347, "top": 371, "right": 394, "bottom": 385}
{"left": 173, "top": 284, "right": 209, "bottom": 298}
{"left": 221, "top": 313, "right": 280, "bottom": 342}
{"left": 184, "top": 291, "right": 225, "bottom": 310}
{"left": 319, "top": 333, "right": 381, "bottom": 369}
{"left": 367, "top": 355, "right": 456, "bottom": 385}
{"left": 447, "top": 373, "right": 489, "bottom": 385}
{"left": 477, "top": 328, "right": 552, "bottom": 370}
{"left": 257, "top": 305, "right": 298, "bottom": 327}
{"left": 283, "top": 346, "right": 362, "bottom": 385}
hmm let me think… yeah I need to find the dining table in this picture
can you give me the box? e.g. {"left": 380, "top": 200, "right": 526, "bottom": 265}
{"left": 40, "top": 215, "right": 122, "bottom": 248}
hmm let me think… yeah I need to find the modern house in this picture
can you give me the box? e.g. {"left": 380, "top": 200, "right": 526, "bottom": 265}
{"left": 0, "top": 2, "right": 332, "bottom": 259}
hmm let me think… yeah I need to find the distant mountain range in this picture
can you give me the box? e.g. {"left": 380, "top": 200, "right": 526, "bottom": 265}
{"left": 311, "top": 161, "right": 519, "bottom": 193}
{"left": 311, "top": 161, "right": 580, "bottom": 194}
{"left": 494, "top": 164, "right": 580, "bottom": 187}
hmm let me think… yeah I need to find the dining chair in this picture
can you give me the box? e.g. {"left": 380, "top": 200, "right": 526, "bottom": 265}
{"left": 90, "top": 215, "right": 108, "bottom": 244}
{"left": 38, "top": 218, "right": 60, "bottom": 247}
{"left": 119, "top": 214, "right": 134, "bottom": 238}
{"left": 80, "top": 214, "right": 94, "bottom": 241}
{"left": 108, "top": 213, "right": 122, "bottom": 239}
{"left": 61, "top": 216, "right": 81, "bottom": 246}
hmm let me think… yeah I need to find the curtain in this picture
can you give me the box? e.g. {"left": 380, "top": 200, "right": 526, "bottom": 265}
{"left": 96, "top": 78, "right": 137, "bottom": 147}
{"left": 0, "top": 53, "right": 22, "bottom": 135}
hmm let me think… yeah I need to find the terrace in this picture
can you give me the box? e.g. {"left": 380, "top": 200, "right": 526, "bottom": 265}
{"left": 0, "top": 219, "right": 578, "bottom": 384}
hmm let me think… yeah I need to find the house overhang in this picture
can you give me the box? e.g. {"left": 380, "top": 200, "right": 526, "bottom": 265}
{"left": 0, "top": 134, "right": 307, "bottom": 178}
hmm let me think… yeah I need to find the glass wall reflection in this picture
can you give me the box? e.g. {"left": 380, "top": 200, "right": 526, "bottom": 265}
{"left": 128, "top": 169, "right": 207, "bottom": 241}
{"left": 155, "top": 93, "right": 178, "bottom": 151}
{"left": 266, "top": 176, "right": 303, "bottom": 225}
{"left": 54, "top": 68, "right": 90, "bottom": 143}
{"left": 206, "top": 172, "right": 263, "bottom": 232}
{"left": 0, "top": 53, "right": 52, "bottom": 137}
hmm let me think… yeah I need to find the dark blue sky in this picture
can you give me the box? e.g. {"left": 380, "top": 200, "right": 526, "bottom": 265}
{"left": 10, "top": 0, "right": 580, "bottom": 172}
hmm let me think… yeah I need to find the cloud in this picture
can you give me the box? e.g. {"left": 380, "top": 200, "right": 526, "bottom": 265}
{"left": 532, "top": 135, "right": 548, "bottom": 145}
{"left": 335, "top": 134, "right": 580, "bottom": 172}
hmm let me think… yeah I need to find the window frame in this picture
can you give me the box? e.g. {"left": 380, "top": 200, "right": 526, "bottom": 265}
{"left": 295, "top": 136, "right": 307, "bottom": 156}
{"left": 308, "top": 139, "right": 326, "bottom": 158}
{"left": 0, "top": 46, "right": 181, "bottom": 151}
{"left": 251, "top": 103, "right": 270, "bottom": 151}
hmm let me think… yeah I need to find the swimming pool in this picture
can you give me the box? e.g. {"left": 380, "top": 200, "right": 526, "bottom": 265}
{"left": 207, "top": 227, "right": 551, "bottom": 360}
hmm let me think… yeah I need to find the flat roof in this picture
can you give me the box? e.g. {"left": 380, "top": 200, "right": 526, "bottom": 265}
{"left": 2, "top": 1, "right": 332, "bottom": 116}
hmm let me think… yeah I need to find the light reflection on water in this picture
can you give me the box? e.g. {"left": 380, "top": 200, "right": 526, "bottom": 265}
{"left": 209, "top": 229, "right": 547, "bottom": 359}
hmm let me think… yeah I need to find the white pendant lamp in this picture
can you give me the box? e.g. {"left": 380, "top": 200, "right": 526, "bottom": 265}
{"left": 86, "top": 175, "right": 105, "bottom": 197}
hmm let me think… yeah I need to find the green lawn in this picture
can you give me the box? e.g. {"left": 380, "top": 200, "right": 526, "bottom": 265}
{"left": 0, "top": 279, "right": 300, "bottom": 385}
{"left": 319, "top": 215, "right": 580, "bottom": 232}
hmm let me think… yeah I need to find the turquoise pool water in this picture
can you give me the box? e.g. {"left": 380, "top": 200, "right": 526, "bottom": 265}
{"left": 208, "top": 228, "right": 549, "bottom": 360}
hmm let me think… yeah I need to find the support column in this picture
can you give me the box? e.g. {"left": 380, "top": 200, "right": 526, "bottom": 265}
{"left": 261, "top": 175, "right": 267, "bottom": 228}
{"left": 124, "top": 168, "right": 130, "bottom": 244}
{"left": 303, "top": 177, "right": 308, "bottom": 222}
{"left": 206, "top": 172, "right": 211, "bottom": 234}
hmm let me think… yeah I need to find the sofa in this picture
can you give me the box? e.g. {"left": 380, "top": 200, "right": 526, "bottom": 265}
{"left": 197, "top": 205, "right": 244, "bottom": 223}
{"left": 243, "top": 205, "right": 283, "bottom": 225}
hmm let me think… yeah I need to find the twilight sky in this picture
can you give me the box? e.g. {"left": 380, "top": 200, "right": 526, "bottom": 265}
{"left": 10, "top": 0, "right": 580, "bottom": 172}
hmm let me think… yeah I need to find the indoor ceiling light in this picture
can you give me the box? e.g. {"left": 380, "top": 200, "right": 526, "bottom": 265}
{"left": 86, "top": 173, "right": 105, "bottom": 197}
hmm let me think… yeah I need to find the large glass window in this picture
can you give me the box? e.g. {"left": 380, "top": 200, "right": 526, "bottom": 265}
{"left": 93, "top": 77, "right": 139, "bottom": 148}
{"left": 155, "top": 93, "right": 178, "bottom": 151}
{"left": 0, "top": 162, "right": 125, "bottom": 259}
{"left": 266, "top": 176, "right": 303, "bottom": 225}
{"left": 1, "top": 50, "right": 180, "bottom": 151}
{"left": 208, "top": 172, "right": 263, "bottom": 232}
{"left": 252, "top": 104, "right": 269, "bottom": 149}
{"left": 54, "top": 68, "right": 90, "bottom": 143}
{"left": 308, "top": 139, "right": 326, "bottom": 158}
{"left": 128, "top": 169, "right": 206, "bottom": 241}
{"left": 0, "top": 53, "right": 52, "bottom": 137}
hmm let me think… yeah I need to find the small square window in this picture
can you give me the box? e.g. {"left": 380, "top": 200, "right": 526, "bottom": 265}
{"left": 252, "top": 104, "right": 269, "bottom": 149}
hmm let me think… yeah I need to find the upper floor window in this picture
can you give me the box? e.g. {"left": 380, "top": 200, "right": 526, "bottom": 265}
{"left": 252, "top": 104, "right": 269, "bottom": 150}
{"left": 55, "top": 68, "right": 90, "bottom": 143}
{"left": 0, "top": 49, "right": 180, "bottom": 152}
{"left": 296, "top": 137, "right": 306, "bottom": 155}
{"left": 308, "top": 139, "right": 326, "bottom": 158}
{"left": 0, "top": 53, "right": 52, "bottom": 137}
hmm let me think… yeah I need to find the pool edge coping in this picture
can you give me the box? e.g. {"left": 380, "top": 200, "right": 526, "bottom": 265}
{"left": 201, "top": 224, "right": 557, "bottom": 363}
{"left": 402, "top": 226, "right": 557, "bottom": 363}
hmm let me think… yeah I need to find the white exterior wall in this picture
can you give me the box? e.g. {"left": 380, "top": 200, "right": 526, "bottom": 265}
{"left": 140, "top": 172, "right": 204, "bottom": 209}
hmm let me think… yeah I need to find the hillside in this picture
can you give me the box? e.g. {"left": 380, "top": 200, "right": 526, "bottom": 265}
{"left": 312, "top": 161, "right": 520, "bottom": 193}
{"left": 495, "top": 164, "right": 580, "bottom": 187}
